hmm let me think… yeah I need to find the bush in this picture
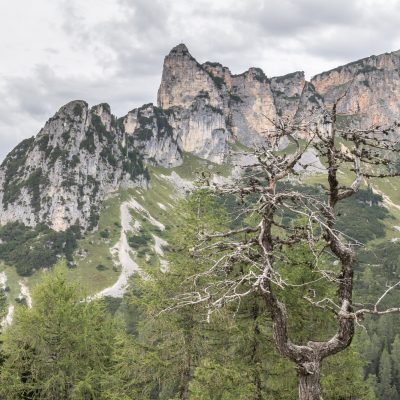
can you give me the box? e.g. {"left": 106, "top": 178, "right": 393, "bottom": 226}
{"left": 100, "top": 229, "right": 110, "bottom": 239}
{"left": 0, "top": 222, "right": 81, "bottom": 276}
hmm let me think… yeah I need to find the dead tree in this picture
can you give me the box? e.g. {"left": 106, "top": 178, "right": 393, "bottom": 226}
{"left": 173, "top": 98, "right": 400, "bottom": 399}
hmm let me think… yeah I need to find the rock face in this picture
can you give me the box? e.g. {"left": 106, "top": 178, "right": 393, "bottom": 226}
{"left": 2, "top": 44, "right": 400, "bottom": 232}
{"left": 157, "top": 44, "right": 313, "bottom": 157}
{"left": 311, "top": 50, "right": 400, "bottom": 127}
{"left": 121, "top": 103, "right": 182, "bottom": 167}
{"left": 0, "top": 101, "right": 177, "bottom": 231}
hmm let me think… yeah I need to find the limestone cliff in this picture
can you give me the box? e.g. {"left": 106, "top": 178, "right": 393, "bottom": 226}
{"left": 2, "top": 44, "right": 400, "bottom": 233}
{"left": 0, "top": 101, "right": 150, "bottom": 231}
{"left": 311, "top": 50, "right": 400, "bottom": 127}
{"left": 121, "top": 103, "right": 182, "bottom": 167}
{"left": 157, "top": 44, "right": 231, "bottom": 162}
{"left": 157, "top": 44, "right": 320, "bottom": 155}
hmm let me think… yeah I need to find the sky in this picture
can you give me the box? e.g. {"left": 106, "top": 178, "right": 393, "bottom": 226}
{"left": 1, "top": 0, "right": 400, "bottom": 162}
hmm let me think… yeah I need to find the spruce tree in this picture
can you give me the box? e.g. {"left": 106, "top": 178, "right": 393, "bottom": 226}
{"left": 0, "top": 269, "right": 117, "bottom": 400}
{"left": 378, "top": 347, "right": 398, "bottom": 399}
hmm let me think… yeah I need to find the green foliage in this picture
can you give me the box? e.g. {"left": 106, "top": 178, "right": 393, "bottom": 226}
{"left": 252, "top": 68, "right": 268, "bottom": 83}
{"left": 128, "top": 230, "right": 152, "bottom": 250}
{"left": 207, "top": 74, "right": 225, "bottom": 89}
{"left": 377, "top": 348, "right": 398, "bottom": 398}
{"left": 0, "top": 270, "right": 117, "bottom": 399}
{"left": 336, "top": 188, "right": 388, "bottom": 243}
{"left": 122, "top": 137, "right": 149, "bottom": 180}
{"left": 99, "top": 229, "right": 110, "bottom": 239}
{"left": 0, "top": 223, "right": 80, "bottom": 276}
{"left": 25, "top": 168, "right": 46, "bottom": 212}
{"left": 37, "top": 134, "right": 50, "bottom": 151}
{"left": 92, "top": 114, "right": 114, "bottom": 144}
{"left": 108, "top": 190, "right": 372, "bottom": 399}
{"left": 100, "top": 147, "right": 117, "bottom": 167}
{"left": 73, "top": 103, "right": 83, "bottom": 117}
{"left": 154, "top": 107, "right": 175, "bottom": 138}
{"left": 272, "top": 71, "right": 300, "bottom": 83}
{"left": 79, "top": 130, "right": 96, "bottom": 153}
{"left": 0, "top": 288, "right": 7, "bottom": 330}
{"left": 1, "top": 137, "right": 35, "bottom": 207}
{"left": 229, "top": 94, "right": 243, "bottom": 103}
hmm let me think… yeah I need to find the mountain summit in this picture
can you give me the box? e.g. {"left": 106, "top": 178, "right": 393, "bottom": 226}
{"left": 1, "top": 44, "right": 399, "bottom": 231}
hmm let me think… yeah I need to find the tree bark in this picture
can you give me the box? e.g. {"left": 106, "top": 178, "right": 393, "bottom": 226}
{"left": 298, "top": 361, "right": 322, "bottom": 400}
{"left": 179, "top": 352, "right": 192, "bottom": 400}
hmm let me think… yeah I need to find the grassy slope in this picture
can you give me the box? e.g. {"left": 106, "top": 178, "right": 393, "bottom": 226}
{"left": 2, "top": 146, "right": 400, "bottom": 302}
{"left": 0, "top": 149, "right": 237, "bottom": 302}
{"left": 303, "top": 151, "right": 400, "bottom": 244}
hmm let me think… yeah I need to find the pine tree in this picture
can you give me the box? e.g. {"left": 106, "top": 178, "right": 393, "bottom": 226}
{"left": 391, "top": 335, "right": 400, "bottom": 394}
{"left": 0, "top": 269, "right": 117, "bottom": 400}
{"left": 115, "top": 190, "right": 374, "bottom": 399}
{"left": 378, "top": 347, "right": 398, "bottom": 399}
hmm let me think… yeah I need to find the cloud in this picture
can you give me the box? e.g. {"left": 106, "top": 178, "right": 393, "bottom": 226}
{"left": 1, "top": 0, "right": 400, "bottom": 161}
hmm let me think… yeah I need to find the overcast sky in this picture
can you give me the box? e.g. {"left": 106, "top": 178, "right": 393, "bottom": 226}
{"left": 1, "top": 0, "right": 400, "bottom": 162}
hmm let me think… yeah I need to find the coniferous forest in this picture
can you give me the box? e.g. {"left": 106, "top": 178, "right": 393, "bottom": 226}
{"left": 0, "top": 185, "right": 399, "bottom": 399}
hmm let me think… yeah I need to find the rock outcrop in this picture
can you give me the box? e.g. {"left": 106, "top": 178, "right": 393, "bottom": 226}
{"left": 157, "top": 44, "right": 312, "bottom": 157}
{"left": 0, "top": 101, "right": 174, "bottom": 231}
{"left": 121, "top": 103, "right": 182, "bottom": 167}
{"left": 2, "top": 44, "right": 400, "bottom": 232}
{"left": 311, "top": 50, "right": 400, "bottom": 127}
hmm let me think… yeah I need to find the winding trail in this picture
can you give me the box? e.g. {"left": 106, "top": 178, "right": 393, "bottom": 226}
{"left": 2, "top": 305, "right": 14, "bottom": 328}
{"left": 95, "top": 201, "right": 140, "bottom": 298}
{"left": 95, "top": 196, "right": 168, "bottom": 298}
{"left": 0, "top": 272, "right": 13, "bottom": 328}
{"left": 0, "top": 273, "right": 31, "bottom": 328}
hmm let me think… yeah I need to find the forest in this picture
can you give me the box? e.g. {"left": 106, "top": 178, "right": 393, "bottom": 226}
{"left": 0, "top": 185, "right": 398, "bottom": 399}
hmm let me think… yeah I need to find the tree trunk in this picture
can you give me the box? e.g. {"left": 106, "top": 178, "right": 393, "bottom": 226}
{"left": 298, "top": 361, "right": 322, "bottom": 400}
{"left": 179, "top": 352, "right": 192, "bottom": 400}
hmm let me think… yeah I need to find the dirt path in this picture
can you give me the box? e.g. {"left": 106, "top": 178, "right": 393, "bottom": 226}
{"left": 0, "top": 273, "right": 31, "bottom": 328}
{"left": 95, "top": 201, "right": 140, "bottom": 298}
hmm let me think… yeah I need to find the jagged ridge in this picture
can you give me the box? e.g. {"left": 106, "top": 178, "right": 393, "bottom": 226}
{"left": 1, "top": 43, "right": 400, "bottom": 232}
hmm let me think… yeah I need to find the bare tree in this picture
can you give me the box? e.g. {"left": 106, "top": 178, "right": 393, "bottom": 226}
{"left": 173, "top": 99, "right": 400, "bottom": 399}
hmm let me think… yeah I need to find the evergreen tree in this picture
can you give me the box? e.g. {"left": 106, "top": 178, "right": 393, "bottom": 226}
{"left": 0, "top": 269, "right": 117, "bottom": 400}
{"left": 114, "top": 191, "right": 374, "bottom": 399}
{"left": 377, "top": 347, "right": 398, "bottom": 399}
{"left": 391, "top": 335, "right": 400, "bottom": 394}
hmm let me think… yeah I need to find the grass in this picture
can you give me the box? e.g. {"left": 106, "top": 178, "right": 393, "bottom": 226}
{"left": 0, "top": 262, "right": 24, "bottom": 307}
{"left": 0, "top": 154, "right": 200, "bottom": 299}
{"left": 154, "top": 152, "right": 232, "bottom": 180}
{"left": 6, "top": 141, "right": 400, "bottom": 299}
{"left": 68, "top": 191, "right": 130, "bottom": 294}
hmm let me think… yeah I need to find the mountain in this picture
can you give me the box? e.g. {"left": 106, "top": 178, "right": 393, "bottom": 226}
{"left": 0, "top": 101, "right": 181, "bottom": 231}
{"left": 1, "top": 44, "right": 400, "bottom": 234}
{"left": 311, "top": 50, "right": 400, "bottom": 127}
{"left": 158, "top": 44, "right": 320, "bottom": 155}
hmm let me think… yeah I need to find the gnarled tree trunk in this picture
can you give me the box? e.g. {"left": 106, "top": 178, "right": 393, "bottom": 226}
{"left": 298, "top": 361, "right": 322, "bottom": 400}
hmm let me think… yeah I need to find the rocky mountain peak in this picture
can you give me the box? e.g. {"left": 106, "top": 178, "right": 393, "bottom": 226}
{"left": 91, "top": 103, "right": 112, "bottom": 131}
{"left": 158, "top": 44, "right": 222, "bottom": 110}
{"left": 0, "top": 101, "right": 150, "bottom": 232}
{"left": 56, "top": 100, "right": 88, "bottom": 120}
{"left": 2, "top": 44, "right": 400, "bottom": 233}
{"left": 168, "top": 43, "right": 190, "bottom": 56}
